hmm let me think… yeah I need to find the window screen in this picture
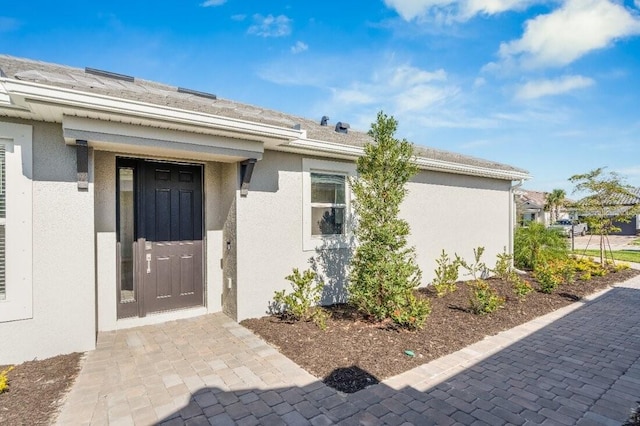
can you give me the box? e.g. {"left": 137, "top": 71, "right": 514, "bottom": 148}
{"left": 310, "top": 173, "right": 346, "bottom": 236}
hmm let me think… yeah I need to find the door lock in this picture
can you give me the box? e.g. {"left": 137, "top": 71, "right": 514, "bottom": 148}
{"left": 146, "top": 253, "right": 151, "bottom": 274}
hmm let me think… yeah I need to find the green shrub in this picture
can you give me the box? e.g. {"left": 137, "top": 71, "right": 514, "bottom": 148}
{"left": 468, "top": 280, "right": 505, "bottom": 314}
{"left": 348, "top": 112, "right": 428, "bottom": 330}
{"left": 0, "top": 365, "right": 14, "bottom": 394}
{"left": 273, "top": 268, "right": 327, "bottom": 329}
{"left": 580, "top": 271, "right": 592, "bottom": 281}
{"left": 432, "top": 250, "right": 461, "bottom": 297}
{"left": 534, "top": 262, "right": 563, "bottom": 293}
{"left": 514, "top": 222, "right": 568, "bottom": 270}
{"left": 389, "top": 293, "right": 432, "bottom": 330}
{"left": 613, "top": 262, "right": 631, "bottom": 272}
{"left": 560, "top": 259, "right": 576, "bottom": 284}
{"left": 458, "top": 247, "right": 487, "bottom": 281}
{"left": 511, "top": 272, "right": 533, "bottom": 301}
{"left": 492, "top": 247, "right": 513, "bottom": 281}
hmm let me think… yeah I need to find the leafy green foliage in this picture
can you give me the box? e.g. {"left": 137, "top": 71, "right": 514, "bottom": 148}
{"left": 570, "top": 167, "right": 640, "bottom": 266}
{"left": 458, "top": 247, "right": 487, "bottom": 281}
{"left": 389, "top": 293, "right": 432, "bottom": 330}
{"left": 545, "top": 189, "right": 567, "bottom": 223}
{"left": 514, "top": 222, "right": 569, "bottom": 270}
{"left": 533, "top": 262, "right": 563, "bottom": 293}
{"left": 510, "top": 273, "right": 533, "bottom": 301}
{"left": 273, "top": 268, "right": 327, "bottom": 329}
{"left": 468, "top": 280, "right": 505, "bottom": 314}
{"left": 432, "top": 250, "right": 461, "bottom": 297}
{"left": 492, "top": 247, "right": 513, "bottom": 281}
{"left": 348, "top": 112, "right": 429, "bottom": 329}
{"left": 574, "top": 256, "right": 609, "bottom": 279}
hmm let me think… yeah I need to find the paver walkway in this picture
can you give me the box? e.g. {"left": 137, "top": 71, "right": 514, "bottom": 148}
{"left": 56, "top": 274, "right": 640, "bottom": 425}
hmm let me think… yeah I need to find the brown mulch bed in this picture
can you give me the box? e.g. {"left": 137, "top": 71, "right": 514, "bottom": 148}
{"left": 0, "top": 352, "right": 82, "bottom": 425}
{"left": 242, "top": 268, "right": 639, "bottom": 393}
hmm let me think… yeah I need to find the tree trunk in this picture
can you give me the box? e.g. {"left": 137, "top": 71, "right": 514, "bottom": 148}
{"left": 599, "top": 233, "right": 605, "bottom": 266}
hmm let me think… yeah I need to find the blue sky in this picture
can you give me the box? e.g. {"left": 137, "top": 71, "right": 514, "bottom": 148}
{"left": 2, "top": 0, "right": 640, "bottom": 194}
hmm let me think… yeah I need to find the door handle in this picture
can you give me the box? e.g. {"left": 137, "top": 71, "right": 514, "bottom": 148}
{"left": 146, "top": 253, "right": 151, "bottom": 274}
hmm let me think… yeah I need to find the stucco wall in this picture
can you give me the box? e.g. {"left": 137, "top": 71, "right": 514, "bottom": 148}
{"left": 404, "top": 171, "right": 512, "bottom": 283}
{"left": 235, "top": 150, "right": 513, "bottom": 321}
{"left": 0, "top": 120, "right": 96, "bottom": 364}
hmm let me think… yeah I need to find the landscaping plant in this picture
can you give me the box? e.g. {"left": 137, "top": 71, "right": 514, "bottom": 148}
{"left": 348, "top": 112, "right": 430, "bottom": 329}
{"left": 533, "top": 261, "right": 564, "bottom": 293}
{"left": 514, "top": 222, "right": 568, "bottom": 270}
{"left": 510, "top": 272, "right": 533, "bottom": 301}
{"left": 0, "top": 365, "right": 14, "bottom": 394}
{"left": 570, "top": 167, "right": 640, "bottom": 266}
{"left": 432, "top": 249, "right": 461, "bottom": 297}
{"left": 492, "top": 247, "right": 513, "bottom": 281}
{"left": 273, "top": 268, "right": 327, "bottom": 329}
{"left": 468, "top": 280, "right": 505, "bottom": 314}
{"left": 458, "top": 246, "right": 487, "bottom": 281}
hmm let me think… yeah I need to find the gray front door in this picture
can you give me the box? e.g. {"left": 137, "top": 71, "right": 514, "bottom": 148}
{"left": 117, "top": 159, "right": 204, "bottom": 318}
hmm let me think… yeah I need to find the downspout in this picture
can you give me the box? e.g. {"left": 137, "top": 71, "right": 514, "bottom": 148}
{"left": 509, "top": 179, "right": 524, "bottom": 260}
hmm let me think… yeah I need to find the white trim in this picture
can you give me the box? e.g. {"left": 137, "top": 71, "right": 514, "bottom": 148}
{"left": 1, "top": 78, "right": 530, "bottom": 182}
{"left": 0, "top": 123, "right": 33, "bottom": 322}
{"left": 288, "top": 139, "right": 530, "bottom": 181}
{"left": 1, "top": 78, "right": 304, "bottom": 141}
{"left": 302, "top": 158, "right": 356, "bottom": 251}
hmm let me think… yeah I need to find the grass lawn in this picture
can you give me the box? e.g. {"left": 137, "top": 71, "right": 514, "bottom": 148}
{"left": 633, "top": 238, "right": 640, "bottom": 246}
{"left": 574, "top": 249, "right": 640, "bottom": 263}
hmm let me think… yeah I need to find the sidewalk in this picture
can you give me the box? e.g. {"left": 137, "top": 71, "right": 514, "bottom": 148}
{"left": 56, "top": 273, "right": 640, "bottom": 425}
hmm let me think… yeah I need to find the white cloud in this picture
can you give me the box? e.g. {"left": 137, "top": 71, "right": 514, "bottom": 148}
{"left": 515, "top": 75, "right": 594, "bottom": 99}
{"left": 382, "top": 0, "right": 539, "bottom": 22}
{"left": 389, "top": 65, "right": 447, "bottom": 86}
{"left": 497, "top": 0, "right": 640, "bottom": 69}
{"left": 473, "top": 77, "right": 486, "bottom": 88}
{"left": 615, "top": 165, "right": 640, "bottom": 176}
{"left": 317, "top": 63, "right": 462, "bottom": 131}
{"left": 290, "top": 41, "right": 308, "bottom": 54}
{"left": 200, "top": 0, "right": 226, "bottom": 7}
{"left": 247, "top": 14, "right": 292, "bottom": 37}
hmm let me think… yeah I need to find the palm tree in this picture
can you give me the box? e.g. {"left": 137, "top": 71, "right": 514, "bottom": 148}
{"left": 545, "top": 189, "right": 566, "bottom": 223}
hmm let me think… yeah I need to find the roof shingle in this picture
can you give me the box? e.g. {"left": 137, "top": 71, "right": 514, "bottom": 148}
{"left": 0, "top": 55, "right": 528, "bottom": 176}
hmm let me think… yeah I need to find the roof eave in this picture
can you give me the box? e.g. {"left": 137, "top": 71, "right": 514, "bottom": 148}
{"left": 0, "top": 78, "right": 305, "bottom": 142}
{"left": 285, "top": 138, "right": 531, "bottom": 181}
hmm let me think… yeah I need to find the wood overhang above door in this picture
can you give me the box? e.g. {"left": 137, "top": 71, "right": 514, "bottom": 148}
{"left": 62, "top": 115, "right": 264, "bottom": 163}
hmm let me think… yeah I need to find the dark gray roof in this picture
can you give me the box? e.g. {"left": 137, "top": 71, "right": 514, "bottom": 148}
{"left": 590, "top": 187, "right": 640, "bottom": 206}
{"left": 0, "top": 55, "right": 528, "bottom": 175}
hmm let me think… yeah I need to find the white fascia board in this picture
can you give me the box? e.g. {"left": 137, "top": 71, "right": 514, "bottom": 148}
{"left": 286, "top": 138, "right": 531, "bottom": 181}
{"left": 0, "top": 78, "right": 304, "bottom": 141}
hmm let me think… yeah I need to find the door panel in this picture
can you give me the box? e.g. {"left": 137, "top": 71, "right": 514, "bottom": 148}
{"left": 141, "top": 161, "right": 204, "bottom": 315}
{"left": 117, "top": 159, "right": 204, "bottom": 318}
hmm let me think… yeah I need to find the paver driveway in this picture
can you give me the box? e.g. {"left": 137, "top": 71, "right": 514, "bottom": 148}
{"left": 56, "top": 275, "right": 640, "bottom": 425}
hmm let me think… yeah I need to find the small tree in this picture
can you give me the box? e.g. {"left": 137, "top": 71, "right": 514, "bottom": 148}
{"left": 545, "top": 188, "right": 566, "bottom": 223}
{"left": 570, "top": 168, "right": 640, "bottom": 266}
{"left": 348, "top": 111, "right": 430, "bottom": 329}
{"left": 514, "top": 222, "right": 568, "bottom": 270}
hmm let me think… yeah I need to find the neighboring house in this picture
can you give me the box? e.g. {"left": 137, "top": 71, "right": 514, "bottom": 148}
{"left": 578, "top": 188, "right": 640, "bottom": 236}
{"left": 515, "top": 189, "right": 549, "bottom": 225}
{"left": 515, "top": 189, "right": 574, "bottom": 226}
{"left": 0, "top": 55, "right": 530, "bottom": 363}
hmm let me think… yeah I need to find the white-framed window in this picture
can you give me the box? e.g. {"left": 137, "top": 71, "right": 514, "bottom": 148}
{"left": 302, "top": 158, "right": 356, "bottom": 251}
{"left": 0, "top": 122, "right": 33, "bottom": 323}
